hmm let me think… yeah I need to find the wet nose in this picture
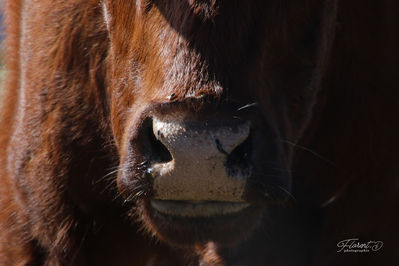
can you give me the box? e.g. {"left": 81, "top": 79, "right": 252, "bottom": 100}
{"left": 147, "top": 117, "right": 252, "bottom": 202}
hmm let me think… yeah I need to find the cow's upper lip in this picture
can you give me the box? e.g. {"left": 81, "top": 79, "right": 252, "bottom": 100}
{"left": 150, "top": 199, "right": 251, "bottom": 217}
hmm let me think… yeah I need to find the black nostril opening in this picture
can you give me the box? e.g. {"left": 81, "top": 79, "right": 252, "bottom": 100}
{"left": 225, "top": 132, "right": 253, "bottom": 177}
{"left": 145, "top": 122, "right": 173, "bottom": 164}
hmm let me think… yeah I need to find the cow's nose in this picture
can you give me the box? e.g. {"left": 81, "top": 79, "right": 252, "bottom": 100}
{"left": 147, "top": 117, "right": 252, "bottom": 202}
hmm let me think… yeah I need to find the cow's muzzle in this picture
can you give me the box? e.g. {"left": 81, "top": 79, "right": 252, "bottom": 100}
{"left": 143, "top": 116, "right": 252, "bottom": 208}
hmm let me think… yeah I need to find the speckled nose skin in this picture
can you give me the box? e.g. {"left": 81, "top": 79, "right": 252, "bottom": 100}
{"left": 150, "top": 117, "right": 251, "bottom": 202}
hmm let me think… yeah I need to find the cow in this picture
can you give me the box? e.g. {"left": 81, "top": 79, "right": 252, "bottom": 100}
{"left": 0, "top": 0, "right": 398, "bottom": 265}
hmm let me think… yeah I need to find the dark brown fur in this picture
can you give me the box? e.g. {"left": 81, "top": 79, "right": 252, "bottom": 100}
{"left": 0, "top": 0, "right": 398, "bottom": 265}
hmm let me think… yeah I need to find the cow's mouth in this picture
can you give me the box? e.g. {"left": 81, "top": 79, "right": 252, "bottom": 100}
{"left": 138, "top": 198, "right": 262, "bottom": 247}
{"left": 150, "top": 200, "right": 251, "bottom": 217}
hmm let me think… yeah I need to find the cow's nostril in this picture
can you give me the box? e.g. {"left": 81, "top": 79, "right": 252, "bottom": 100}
{"left": 225, "top": 133, "right": 253, "bottom": 177}
{"left": 146, "top": 123, "right": 173, "bottom": 164}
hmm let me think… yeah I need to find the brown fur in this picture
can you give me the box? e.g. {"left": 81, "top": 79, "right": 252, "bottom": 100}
{"left": 0, "top": 0, "right": 398, "bottom": 265}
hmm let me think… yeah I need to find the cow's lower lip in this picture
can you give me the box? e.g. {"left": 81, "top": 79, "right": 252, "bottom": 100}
{"left": 141, "top": 199, "right": 262, "bottom": 246}
{"left": 150, "top": 199, "right": 251, "bottom": 217}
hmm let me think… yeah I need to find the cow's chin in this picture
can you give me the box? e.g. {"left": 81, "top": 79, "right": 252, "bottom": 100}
{"left": 135, "top": 198, "right": 263, "bottom": 247}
